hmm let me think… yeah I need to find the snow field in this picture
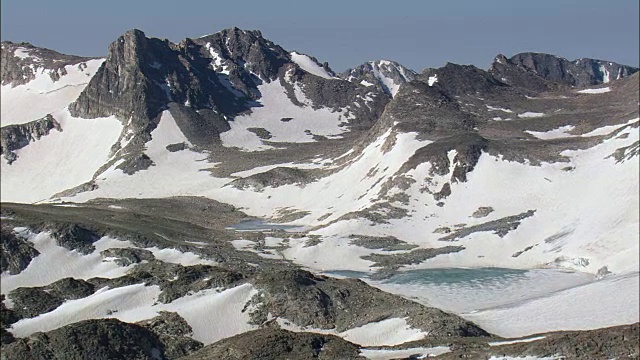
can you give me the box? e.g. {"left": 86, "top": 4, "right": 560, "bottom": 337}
{"left": 360, "top": 346, "right": 451, "bottom": 359}
{"left": 1, "top": 59, "right": 104, "bottom": 126}
{"left": 220, "top": 80, "right": 351, "bottom": 151}
{"left": 1, "top": 230, "right": 217, "bottom": 295}
{"left": 577, "top": 87, "right": 611, "bottom": 94}
{"left": 277, "top": 317, "right": 427, "bottom": 347}
{"left": 0, "top": 108, "right": 123, "bottom": 203}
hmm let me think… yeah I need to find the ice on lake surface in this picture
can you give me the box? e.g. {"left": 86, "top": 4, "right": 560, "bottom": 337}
{"left": 228, "top": 219, "right": 306, "bottom": 232}
{"left": 325, "top": 268, "right": 595, "bottom": 314}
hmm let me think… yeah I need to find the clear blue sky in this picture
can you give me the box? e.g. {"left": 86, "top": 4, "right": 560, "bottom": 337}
{"left": 2, "top": 0, "right": 638, "bottom": 72}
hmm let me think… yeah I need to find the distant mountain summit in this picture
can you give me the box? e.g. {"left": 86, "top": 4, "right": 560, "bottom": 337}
{"left": 491, "top": 52, "right": 638, "bottom": 88}
{"left": 340, "top": 60, "right": 417, "bottom": 97}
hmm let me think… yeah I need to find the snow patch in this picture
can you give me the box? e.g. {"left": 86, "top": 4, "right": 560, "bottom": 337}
{"left": 428, "top": 74, "right": 438, "bottom": 86}
{"left": 360, "top": 346, "right": 451, "bottom": 359}
{"left": 290, "top": 52, "right": 334, "bottom": 79}
{"left": 577, "top": 87, "right": 611, "bottom": 94}
{"left": 517, "top": 112, "right": 545, "bottom": 118}
{"left": 1, "top": 108, "right": 123, "bottom": 203}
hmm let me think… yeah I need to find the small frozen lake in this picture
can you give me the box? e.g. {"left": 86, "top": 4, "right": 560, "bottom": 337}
{"left": 325, "top": 267, "right": 595, "bottom": 314}
{"left": 228, "top": 219, "right": 306, "bottom": 232}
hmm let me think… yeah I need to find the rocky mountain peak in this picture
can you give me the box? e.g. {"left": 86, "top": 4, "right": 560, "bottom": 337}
{"left": 195, "top": 27, "right": 290, "bottom": 81}
{"left": 340, "top": 59, "right": 417, "bottom": 97}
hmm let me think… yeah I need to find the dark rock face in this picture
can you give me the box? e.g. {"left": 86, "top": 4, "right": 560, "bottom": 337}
{"left": 2, "top": 318, "right": 169, "bottom": 360}
{"left": 249, "top": 269, "right": 490, "bottom": 337}
{"left": 8, "top": 277, "right": 95, "bottom": 319}
{"left": 489, "top": 323, "right": 640, "bottom": 360}
{"left": 361, "top": 246, "right": 465, "bottom": 269}
{"left": 182, "top": 328, "right": 363, "bottom": 360}
{"left": 67, "top": 28, "right": 387, "bottom": 176}
{"left": 0, "top": 114, "right": 61, "bottom": 163}
{"left": 493, "top": 52, "right": 638, "bottom": 87}
{"left": 438, "top": 210, "right": 536, "bottom": 241}
{"left": 48, "top": 223, "right": 101, "bottom": 254}
{"left": 1, "top": 41, "right": 96, "bottom": 86}
{"left": 1, "top": 294, "right": 19, "bottom": 344}
{"left": 0, "top": 228, "right": 39, "bottom": 275}
{"left": 137, "top": 311, "right": 203, "bottom": 359}
{"left": 100, "top": 247, "right": 154, "bottom": 266}
{"left": 340, "top": 60, "right": 417, "bottom": 97}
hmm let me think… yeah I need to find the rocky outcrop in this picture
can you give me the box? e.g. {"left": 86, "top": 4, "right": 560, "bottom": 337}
{"left": 7, "top": 277, "right": 96, "bottom": 319}
{"left": 483, "top": 323, "right": 640, "bottom": 360}
{"left": 0, "top": 228, "right": 39, "bottom": 275}
{"left": 0, "top": 114, "right": 61, "bottom": 164}
{"left": 1, "top": 41, "right": 95, "bottom": 86}
{"left": 2, "top": 318, "right": 174, "bottom": 360}
{"left": 230, "top": 167, "right": 315, "bottom": 190}
{"left": 340, "top": 60, "right": 417, "bottom": 97}
{"left": 182, "top": 328, "right": 363, "bottom": 360}
{"left": 136, "top": 312, "right": 203, "bottom": 359}
{"left": 400, "top": 132, "right": 488, "bottom": 185}
{"left": 248, "top": 268, "right": 490, "bottom": 337}
{"left": 492, "top": 52, "right": 638, "bottom": 87}
{"left": 48, "top": 223, "right": 101, "bottom": 254}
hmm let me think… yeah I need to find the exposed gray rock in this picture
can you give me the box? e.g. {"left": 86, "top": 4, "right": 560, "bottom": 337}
{"left": 249, "top": 268, "right": 489, "bottom": 337}
{"left": 100, "top": 248, "right": 155, "bottom": 266}
{"left": 136, "top": 311, "right": 203, "bottom": 359}
{"left": 0, "top": 114, "right": 61, "bottom": 163}
{"left": 7, "top": 277, "right": 95, "bottom": 319}
{"left": 471, "top": 206, "right": 494, "bottom": 218}
{"left": 0, "top": 228, "right": 39, "bottom": 275}
{"left": 361, "top": 246, "right": 465, "bottom": 270}
{"left": 439, "top": 210, "right": 536, "bottom": 241}
{"left": 51, "top": 181, "right": 99, "bottom": 199}
{"left": 115, "top": 153, "right": 154, "bottom": 175}
{"left": 484, "top": 323, "right": 640, "bottom": 360}
{"left": 401, "top": 132, "right": 488, "bottom": 186}
{"left": 182, "top": 328, "right": 363, "bottom": 360}
{"left": 230, "top": 167, "right": 315, "bottom": 190}
{"left": 1, "top": 294, "right": 19, "bottom": 337}
{"left": 48, "top": 223, "right": 100, "bottom": 254}
{"left": 2, "top": 318, "right": 169, "bottom": 360}
{"left": 349, "top": 234, "right": 418, "bottom": 251}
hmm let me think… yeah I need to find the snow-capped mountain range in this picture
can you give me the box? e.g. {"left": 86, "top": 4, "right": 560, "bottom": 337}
{"left": 1, "top": 27, "right": 638, "bottom": 359}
